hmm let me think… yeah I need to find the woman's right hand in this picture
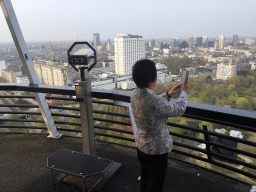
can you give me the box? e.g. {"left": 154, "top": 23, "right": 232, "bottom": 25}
{"left": 181, "top": 82, "right": 189, "bottom": 92}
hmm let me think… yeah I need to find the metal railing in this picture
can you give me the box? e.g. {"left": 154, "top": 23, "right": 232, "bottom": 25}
{"left": 0, "top": 83, "right": 256, "bottom": 184}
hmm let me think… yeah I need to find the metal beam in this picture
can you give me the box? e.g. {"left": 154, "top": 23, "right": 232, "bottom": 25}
{"left": 0, "top": 0, "right": 61, "bottom": 138}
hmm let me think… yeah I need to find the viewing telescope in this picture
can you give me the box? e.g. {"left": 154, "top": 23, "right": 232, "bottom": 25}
{"left": 67, "top": 42, "right": 97, "bottom": 72}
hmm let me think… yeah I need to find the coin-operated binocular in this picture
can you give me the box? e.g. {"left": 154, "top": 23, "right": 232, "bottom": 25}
{"left": 67, "top": 42, "right": 97, "bottom": 155}
{"left": 67, "top": 42, "right": 97, "bottom": 81}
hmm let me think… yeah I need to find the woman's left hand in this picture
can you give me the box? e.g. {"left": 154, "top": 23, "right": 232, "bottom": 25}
{"left": 168, "top": 84, "right": 183, "bottom": 96}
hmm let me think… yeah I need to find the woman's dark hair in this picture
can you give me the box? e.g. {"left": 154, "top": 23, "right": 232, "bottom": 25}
{"left": 132, "top": 59, "right": 157, "bottom": 88}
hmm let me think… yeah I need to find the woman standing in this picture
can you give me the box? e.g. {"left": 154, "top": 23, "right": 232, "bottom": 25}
{"left": 131, "top": 59, "right": 189, "bottom": 192}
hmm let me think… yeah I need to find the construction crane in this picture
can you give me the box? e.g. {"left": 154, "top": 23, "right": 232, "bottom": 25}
{"left": 42, "top": 41, "right": 54, "bottom": 64}
{"left": 42, "top": 42, "right": 72, "bottom": 64}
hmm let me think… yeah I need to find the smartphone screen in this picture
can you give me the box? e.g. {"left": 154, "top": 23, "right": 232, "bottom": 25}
{"left": 181, "top": 71, "right": 189, "bottom": 84}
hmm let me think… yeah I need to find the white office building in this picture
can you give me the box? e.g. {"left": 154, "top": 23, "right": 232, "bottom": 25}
{"left": 114, "top": 34, "right": 145, "bottom": 75}
{"left": 216, "top": 63, "right": 237, "bottom": 80}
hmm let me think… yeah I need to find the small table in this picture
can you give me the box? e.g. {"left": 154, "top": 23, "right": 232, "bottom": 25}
{"left": 47, "top": 149, "right": 115, "bottom": 192}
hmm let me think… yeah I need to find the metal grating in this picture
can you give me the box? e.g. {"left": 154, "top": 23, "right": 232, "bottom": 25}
{"left": 47, "top": 149, "right": 114, "bottom": 177}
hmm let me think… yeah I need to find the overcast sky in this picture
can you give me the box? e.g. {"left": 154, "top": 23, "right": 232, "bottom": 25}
{"left": 0, "top": 0, "right": 256, "bottom": 42}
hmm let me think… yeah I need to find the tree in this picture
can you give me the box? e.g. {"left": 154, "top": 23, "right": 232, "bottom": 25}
{"left": 227, "top": 91, "right": 238, "bottom": 102}
{"left": 236, "top": 97, "right": 251, "bottom": 110}
{"left": 246, "top": 96, "right": 256, "bottom": 110}
{"left": 215, "top": 97, "right": 225, "bottom": 106}
{"left": 213, "top": 84, "right": 227, "bottom": 98}
{"left": 228, "top": 84, "right": 236, "bottom": 93}
{"left": 199, "top": 91, "right": 209, "bottom": 104}
{"left": 247, "top": 75, "right": 256, "bottom": 86}
{"left": 229, "top": 75, "right": 249, "bottom": 88}
{"left": 152, "top": 83, "right": 165, "bottom": 95}
{"left": 199, "top": 121, "right": 214, "bottom": 132}
{"left": 193, "top": 83, "right": 202, "bottom": 93}
{"left": 205, "top": 75, "right": 212, "bottom": 83}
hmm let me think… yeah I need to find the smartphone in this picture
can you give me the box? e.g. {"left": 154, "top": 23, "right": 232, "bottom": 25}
{"left": 181, "top": 71, "right": 189, "bottom": 84}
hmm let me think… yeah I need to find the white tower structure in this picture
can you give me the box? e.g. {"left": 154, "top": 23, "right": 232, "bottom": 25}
{"left": 114, "top": 34, "right": 145, "bottom": 76}
{"left": 219, "top": 35, "right": 225, "bottom": 49}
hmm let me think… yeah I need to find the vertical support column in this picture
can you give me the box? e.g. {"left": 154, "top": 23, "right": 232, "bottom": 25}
{"left": 79, "top": 69, "right": 96, "bottom": 155}
{"left": 0, "top": 0, "right": 61, "bottom": 138}
{"left": 203, "top": 125, "right": 212, "bottom": 161}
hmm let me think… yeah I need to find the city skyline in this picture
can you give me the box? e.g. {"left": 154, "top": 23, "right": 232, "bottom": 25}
{"left": 0, "top": 0, "right": 256, "bottom": 42}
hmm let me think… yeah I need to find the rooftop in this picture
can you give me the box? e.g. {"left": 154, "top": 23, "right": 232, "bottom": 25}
{"left": 0, "top": 133, "right": 252, "bottom": 192}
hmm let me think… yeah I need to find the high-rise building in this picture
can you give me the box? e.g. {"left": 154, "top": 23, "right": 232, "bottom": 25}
{"left": 233, "top": 35, "right": 238, "bottom": 47}
{"left": 214, "top": 39, "right": 219, "bottom": 50}
{"left": 196, "top": 37, "right": 203, "bottom": 47}
{"left": 174, "top": 38, "right": 179, "bottom": 47}
{"left": 179, "top": 41, "right": 188, "bottom": 49}
{"left": 93, "top": 33, "right": 100, "bottom": 47}
{"left": 106, "top": 39, "right": 113, "bottom": 52}
{"left": 114, "top": 34, "right": 145, "bottom": 75}
{"left": 202, "top": 35, "right": 208, "bottom": 48}
{"left": 188, "top": 37, "right": 193, "bottom": 49}
{"left": 219, "top": 35, "right": 225, "bottom": 49}
{"left": 149, "top": 39, "right": 155, "bottom": 47}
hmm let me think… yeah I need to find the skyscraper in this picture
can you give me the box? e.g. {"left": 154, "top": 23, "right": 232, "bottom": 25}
{"left": 219, "top": 35, "right": 225, "bottom": 49}
{"left": 149, "top": 39, "right": 155, "bottom": 47}
{"left": 188, "top": 37, "right": 193, "bottom": 49}
{"left": 93, "top": 33, "right": 100, "bottom": 47}
{"left": 174, "top": 38, "right": 179, "bottom": 47}
{"left": 202, "top": 35, "right": 208, "bottom": 48}
{"left": 114, "top": 34, "right": 145, "bottom": 75}
{"left": 196, "top": 37, "right": 203, "bottom": 47}
{"left": 214, "top": 39, "right": 219, "bottom": 50}
{"left": 233, "top": 35, "right": 238, "bottom": 47}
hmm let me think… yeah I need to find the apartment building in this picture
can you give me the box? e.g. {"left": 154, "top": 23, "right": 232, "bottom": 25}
{"left": 114, "top": 34, "right": 145, "bottom": 75}
{"left": 216, "top": 63, "right": 237, "bottom": 80}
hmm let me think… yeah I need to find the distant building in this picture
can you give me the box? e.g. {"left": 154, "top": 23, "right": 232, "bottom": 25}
{"left": 219, "top": 35, "right": 225, "bottom": 49}
{"left": 16, "top": 76, "right": 43, "bottom": 84}
{"left": 157, "top": 72, "right": 172, "bottom": 84}
{"left": 106, "top": 39, "right": 113, "bottom": 52}
{"left": 149, "top": 39, "right": 155, "bottom": 47}
{"left": 208, "top": 40, "right": 214, "bottom": 47}
{"left": 120, "top": 80, "right": 136, "bottom": 90}
{"left": 34, "top": 60, "right": 77, "bottom": 86}
{"left": 249, "top": 61, "right": 256, "bottom": 70}
{"left": 0, "top": 61, "right": 6, "bottom": 76}
{"left": 188, "top": 37, "right": 193, "bottom": 49}
{"left": 214, "top": 39, "right": 219, "bottom": 50}
{"left": 1, "top": 69, "right": 22, "bottom": 83}
{"left": 163, "top": 48, "right": 170, "bottom": 55}
{"left": 216, "top": 63, "right": 237, "bottom": 80}
{"left": 202, "top": 35, "right": 208, "bottom": 48}
{"left": 233, "top": 34, "right": 238, "bottom": 47}
{"left": 174, "top": 38, "right": 179, "bottom": 47}
{"left": 179, "top": 41, "right": 188, "bottom": 49}
{"left": 196, "top": 37, "right": 203, "bottom": 47}
{"left": 93, "top": 33, "right": 100, "bottom": 47}
{"left": 114, "top": 34, "right": 145, "bottom": 75}
{"left": 245, "top": 38, "right": 255, "bottom": 45}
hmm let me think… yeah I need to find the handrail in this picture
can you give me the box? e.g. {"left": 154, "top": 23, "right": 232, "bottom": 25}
{"left": 0, "top": 83, "right": 254, "bottom": 129}
{"left": 0, "top": 83, "right": 256, "bottom": 183}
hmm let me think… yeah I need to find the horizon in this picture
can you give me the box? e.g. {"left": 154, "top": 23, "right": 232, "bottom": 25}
{"left": 0, "top": 0, "right": 256, "bottom": 42}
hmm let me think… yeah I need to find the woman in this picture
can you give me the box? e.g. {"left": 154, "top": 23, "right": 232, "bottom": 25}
{"left": 131, "top": 59, "right": 189, "bottom": 192}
